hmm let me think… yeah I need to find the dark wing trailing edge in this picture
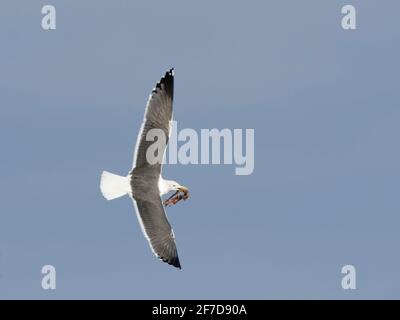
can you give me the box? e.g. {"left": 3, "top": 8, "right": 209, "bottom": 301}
{"left": 133, "top": 198, "right": 181, "bottom": 269}
{"left": 131, "top": 68, "right": 174, "bottom": 174}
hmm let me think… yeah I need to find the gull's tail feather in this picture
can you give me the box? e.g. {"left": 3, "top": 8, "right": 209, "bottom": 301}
{"left": 100, "top": 171, "right": 130, "bottom": 200}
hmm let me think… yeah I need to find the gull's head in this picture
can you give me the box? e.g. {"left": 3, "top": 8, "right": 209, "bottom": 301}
{"left": 167, "top": 180, "right": 188, "bottom": 193}
{"left": 168, "top": 180, "right": 189, "bottom": 193}
{"left": 159, "top": 178, "right": 189, "bottom": 196}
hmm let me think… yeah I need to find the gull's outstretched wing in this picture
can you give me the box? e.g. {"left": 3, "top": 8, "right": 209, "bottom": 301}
{"left": 131, "top": 68, "right": 174, "bottom": 174}
{"left": 130, "top": 69, "right": 180, "bottom": 269}
{"left": 132, "top": 197, "right": 181, "bottom": 269}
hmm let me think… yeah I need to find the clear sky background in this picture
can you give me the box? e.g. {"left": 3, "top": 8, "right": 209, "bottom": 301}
{"left": 0, "top": 1, "right": 399, "bottom": 299}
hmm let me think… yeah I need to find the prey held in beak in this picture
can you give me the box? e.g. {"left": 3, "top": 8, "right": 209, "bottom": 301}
{"left": 163, "top": 186, "right": 189, "bottom": 207}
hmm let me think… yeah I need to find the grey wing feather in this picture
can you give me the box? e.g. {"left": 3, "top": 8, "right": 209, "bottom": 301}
{"left": 131, "top": 69, "right": 174, "bottom": 174}
{"left": 133, "top": 198, "right": 181, "bottom": 269}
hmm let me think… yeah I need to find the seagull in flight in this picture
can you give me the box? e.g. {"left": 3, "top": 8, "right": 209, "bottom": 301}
{"left": 100, "top": 68, "right": 189, "bottom": 269}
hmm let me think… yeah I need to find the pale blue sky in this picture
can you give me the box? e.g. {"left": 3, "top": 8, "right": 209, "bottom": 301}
{"left": 1, "top": 0, "right": 400, "bottom": 299}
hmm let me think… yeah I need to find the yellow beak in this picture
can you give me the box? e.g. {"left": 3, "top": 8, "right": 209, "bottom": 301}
{"left": 178, "top": 186, "right": 189, "bottom": 193}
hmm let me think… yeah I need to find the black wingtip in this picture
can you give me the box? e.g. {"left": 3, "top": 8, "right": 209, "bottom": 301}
{"left": 163, "top": 68, "right": 174, "bottom": 83}
{"left": 173, "top": 256, "right": 182, "bottom": 270}
{"left": 160, "top": 255, "right": 181, "bottom": 270}
{"left": 153, "top": 68, "right": 174, "bottom": 101}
